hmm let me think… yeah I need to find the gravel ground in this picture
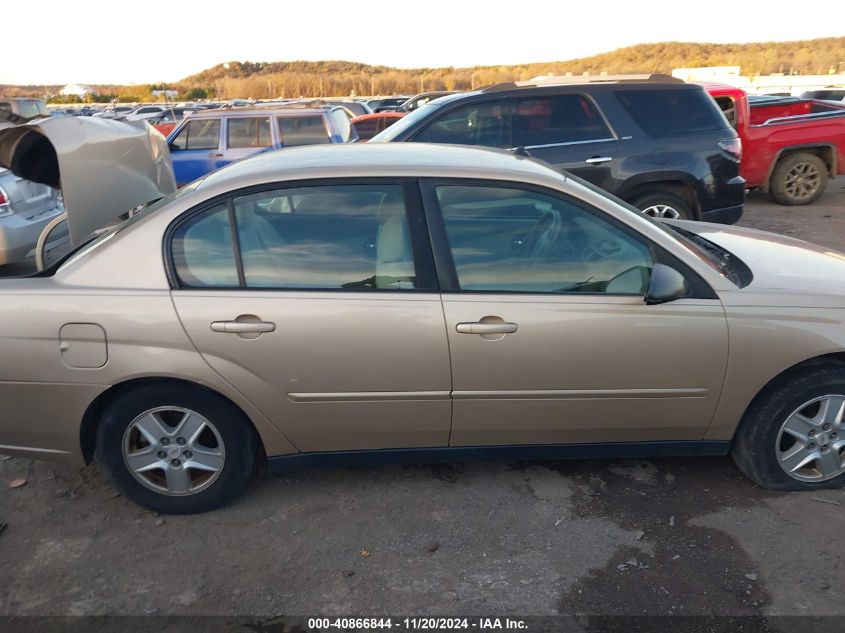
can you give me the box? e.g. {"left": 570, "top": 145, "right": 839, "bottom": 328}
{"left": 2, "top": 182, "right": 845, "bottom": 625}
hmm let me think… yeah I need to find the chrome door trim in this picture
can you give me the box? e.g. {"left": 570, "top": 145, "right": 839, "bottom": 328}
{"left": 452, "top": 388, "right": 708, "bottom": 400}
{"left": 287, "top": 391, "right": 452, "bottom": 403}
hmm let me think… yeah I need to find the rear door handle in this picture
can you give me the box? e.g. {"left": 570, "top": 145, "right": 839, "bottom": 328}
{"left": 210, "top": 321, "right": 276, "bottom": 334}
{"left": 585, "top": 156, "right": 612, "bottom": 164}
{"left": 456, "top": 322, "right": 518, "bottom": 335}
{"left": 208, "top": 153, "right": 224, "bottom": 158}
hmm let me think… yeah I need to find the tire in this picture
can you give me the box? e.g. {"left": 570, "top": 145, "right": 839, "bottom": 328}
{"left": 95, "top": 383, "right": 259, "bottom": 514}
{"left": 632, "top": 191, "right": 694, "bottom": 220}
{"left": 770, "top": 152, "right": 828, "bottom": 206}
{"left": 732, "top": 364, "right": 845, "bottom": 491}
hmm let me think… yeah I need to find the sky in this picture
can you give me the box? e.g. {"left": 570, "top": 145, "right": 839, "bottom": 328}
{"left": 4, "top": 0, "right": 844, "bottom": 85}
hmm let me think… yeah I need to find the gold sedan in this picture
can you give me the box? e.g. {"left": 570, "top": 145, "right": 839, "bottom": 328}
{"left": 2, "top": 142, "right": 845, "bottom": 513}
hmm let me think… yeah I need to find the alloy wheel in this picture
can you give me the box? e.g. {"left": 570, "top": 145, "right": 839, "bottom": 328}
{"left": 641, "top": 204, "right": 681, "bottom": 219}
{"left": 783, "top": 162, "right": 822, "bottom": 201}
{"left": 122, "top": 406, "right": 226, "bottom": 496}
{"left": 776, "top": 395, "right": 845, "bottom": 482}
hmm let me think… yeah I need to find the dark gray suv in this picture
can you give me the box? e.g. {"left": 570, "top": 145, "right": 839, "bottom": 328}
{"left": 371, "top": 74, "right": 745, "bottom": 222}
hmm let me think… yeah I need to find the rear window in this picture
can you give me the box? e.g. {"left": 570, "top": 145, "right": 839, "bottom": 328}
{"left": 616, "top": 88, "right": 729, "bottom": 136}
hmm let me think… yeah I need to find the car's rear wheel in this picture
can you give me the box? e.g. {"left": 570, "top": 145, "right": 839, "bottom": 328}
{"left": 770, "top": 152, "right": 828, "bottom": 206}
{"left": 632, "top": 192, "right": 694, "bottom": 220}
{"left": 732, "top": 365, "right": 845, "bottom": 490}
{"left": 96, "top": 384, "right": 259, "bottom": 514}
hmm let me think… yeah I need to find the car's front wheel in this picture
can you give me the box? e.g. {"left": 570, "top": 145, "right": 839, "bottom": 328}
{"left": 732, "top": 364, "right": 845, "bottom": 490}
{"left": 96, "top": 383, "right": 259, "bottom": 514}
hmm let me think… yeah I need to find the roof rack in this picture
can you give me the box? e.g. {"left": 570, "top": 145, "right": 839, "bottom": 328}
{"left": 482, "top": 73, "right": 683, "bottom": 93}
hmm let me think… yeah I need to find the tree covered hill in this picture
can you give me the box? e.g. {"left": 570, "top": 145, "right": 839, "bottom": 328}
{"left": 4, "top": 37, "right": 844, "bottom": 100}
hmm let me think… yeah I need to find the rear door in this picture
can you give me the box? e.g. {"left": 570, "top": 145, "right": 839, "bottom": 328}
{"left": 168, "top": 118, "right": 223, "bottom": 185}
{"left": 510, "top": 94, "right": 618, "bottom": 187}
{"left": 169, "top": 179, "right": 452, "bottom": 452}
{"left": 224, "top": 115, "right": 274, "bottom": 162}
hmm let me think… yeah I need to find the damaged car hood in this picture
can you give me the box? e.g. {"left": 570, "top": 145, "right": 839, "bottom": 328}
{"left": 0, "top": 116, "right": 176, "bottom": 244}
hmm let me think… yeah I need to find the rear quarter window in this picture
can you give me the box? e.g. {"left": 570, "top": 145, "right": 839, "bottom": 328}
{"left": 616, "top": 88, "right": 729, "bottom": 136}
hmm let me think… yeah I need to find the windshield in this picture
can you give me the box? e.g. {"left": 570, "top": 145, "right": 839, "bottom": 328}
{"left": 561, "top": 170, "right": 749, "bottom": 286}
{"left": 368, "top": 102, "right": 442, "bottom": 142}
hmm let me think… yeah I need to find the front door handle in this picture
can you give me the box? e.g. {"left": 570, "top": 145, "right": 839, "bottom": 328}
{"left": 210, "top": 320, "right": 276, "bottom": 334}
{"left": 456, "top": 322, "right": 518, "bottom": 335}
{"left": 585, "top": 156, "right": 612, "bottom": 164}
{"left": 208, "top": 153, "right": 224, "bottom": 158}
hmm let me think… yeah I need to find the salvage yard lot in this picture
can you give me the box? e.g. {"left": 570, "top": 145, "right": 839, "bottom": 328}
{"left": 2, "top": 182, "right": 845, "bottom": 621}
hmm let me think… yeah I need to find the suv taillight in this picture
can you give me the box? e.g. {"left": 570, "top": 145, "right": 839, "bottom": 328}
{"left": 0, "top": 185, "right": 12, "bottom": 217}
{"left": 718, "top": 138, "right": 742, "bottom": 163}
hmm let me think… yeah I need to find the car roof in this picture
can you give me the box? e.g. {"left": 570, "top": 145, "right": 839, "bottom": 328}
{"left": 187, "top": 106, "right": 336, "bottom": 118}
{"left": 195, "top": 143, "right": 567, "bottom": 192}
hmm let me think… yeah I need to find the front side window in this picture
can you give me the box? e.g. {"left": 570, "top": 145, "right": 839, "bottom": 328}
{"left": 227, "top": 117, "right": 272, "bottom": 149}
{"left": 232, "top": 184, "right": 416, "bottom": 290}
{"left": 170, "top": 119, "right": 221, "bottom": 151}
{"left": 512, "top": 95, "right": 612, "bottom": 146}
{"left": 171, "top": 204, "right": 239, "bottom": 287}
{"left": 353, "top": 118, "right": 380, "bottom": 141}
{"left": 277, "top": 115, "right": 331, "bottom": 146}
{"left": 436, "top": 184, "right": 653, "bottom": 294}
{"left": 414, "top": 101, "right": 509, "bottom": 147}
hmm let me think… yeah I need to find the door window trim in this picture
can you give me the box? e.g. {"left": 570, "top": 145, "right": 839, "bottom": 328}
{"left": 418, "top": 177, "right": 717, "bottom": 299}
{"left": 163, "top": 177, "right": 439, "bottom": 292}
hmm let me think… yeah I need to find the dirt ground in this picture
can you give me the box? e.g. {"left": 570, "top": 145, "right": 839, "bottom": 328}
{"left": 2, "top": 182, "right": 845, "bottom": 625}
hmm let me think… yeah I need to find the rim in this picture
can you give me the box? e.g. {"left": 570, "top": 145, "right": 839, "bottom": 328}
{"left": 783, "top": 162, "right": 821, "bottom": 200}
{"left": 776, "top": 395, "right": 845, "bottom": 482}
{"left": 641, "top": 204, "right": 681, "bottom": 219}
{"left": 122, "top": 406, "right": 225, "bottom": 496}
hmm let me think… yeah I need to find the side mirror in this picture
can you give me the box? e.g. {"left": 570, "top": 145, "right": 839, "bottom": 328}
{"left": 645, "top": 263, "right": 688, "bottom": 305}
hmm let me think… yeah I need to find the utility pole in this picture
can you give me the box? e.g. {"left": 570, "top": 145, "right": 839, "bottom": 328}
{"left": 420, "top": 75, "right": 424, "bottom": 92}
{"left": 320, "top": 76, "right": 324, "bottom": 97}
{"left": 371, "top": 75, "right": 375, "bottom": 96}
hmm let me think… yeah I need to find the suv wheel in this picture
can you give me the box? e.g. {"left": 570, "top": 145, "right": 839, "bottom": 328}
{"left": 632, "top": 192, "right": 693, "bottom": 220}
{"left": 732, "top": 365, "right": 845, "bottom": 490}
{"left": 96, "top": 384, "right": 259, "bottom": 514}
{"left": 770, "top": 152, "right": 828, "bottom": 206}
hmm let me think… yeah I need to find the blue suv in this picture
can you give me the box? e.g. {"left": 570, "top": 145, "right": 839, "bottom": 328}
{"left": 166, "top": 106, "right": 356, "bottom": 186}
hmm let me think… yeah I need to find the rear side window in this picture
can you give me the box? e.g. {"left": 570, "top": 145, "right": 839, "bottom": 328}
{"left": 277, "top": 115, "right": 331, "bottom": 146}
{"left": 227, "top": 117, "right": 272, "bottom": 148}
{"left": 231, "top": 184, "right": 416, "bottom": 290}
{"left": 414, "top": 101, "right": 509, "bottom": 147}
{"left": 512, "top": 95, "right": 612, "bottom": 146}
{"left": 616, "top": 88, "right": 729, "bottom": 136}
{"left": 20, "top": 101, "right": 41, "bottom": 118}
{"left": 171, "top": 204, "right": 239, "bottom": 287}
{"left": 170, "top": 119, "right": 221, "bottom": 150}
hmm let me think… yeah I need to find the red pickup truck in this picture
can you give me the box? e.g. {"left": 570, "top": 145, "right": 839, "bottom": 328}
{"left": 703, "top": 83, "right": 845, "bottom": 205}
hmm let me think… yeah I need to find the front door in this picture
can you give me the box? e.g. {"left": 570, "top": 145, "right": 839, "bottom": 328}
{"left": 423, "top": 181, "right": 729, "bottom": 447}
{"left": 169, "top": 180, "right": 452, "bottom": 453}
{"left": 168, "top": 118, "right": 223, "bottom": 186}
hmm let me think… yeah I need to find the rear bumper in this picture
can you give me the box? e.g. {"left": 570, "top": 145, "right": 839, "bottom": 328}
{"left": 701, "top": 204, "right": 744, "bottom": 225}
{"left": 0, "top": 206, "right": 66, "bottom": 265}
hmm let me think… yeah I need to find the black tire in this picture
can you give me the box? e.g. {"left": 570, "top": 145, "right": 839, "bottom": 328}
{"left": 631, "top": 191, "right": 694, "bottom": 220}
{"left": 95, "top": 383, "right": 259, "bottom": 514}
{"left": 732, "top": 364, "right": 845, "bottom": 490}
{"left": 770, "top": 152, "right": 828, "bottom": 206}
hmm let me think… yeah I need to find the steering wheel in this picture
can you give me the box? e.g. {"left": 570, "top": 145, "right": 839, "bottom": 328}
{"left": 581, "top": 238, "right": 623, "bottom": 263}
{"left": 526, "top": 209, "right": 563, "bottom": 260}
